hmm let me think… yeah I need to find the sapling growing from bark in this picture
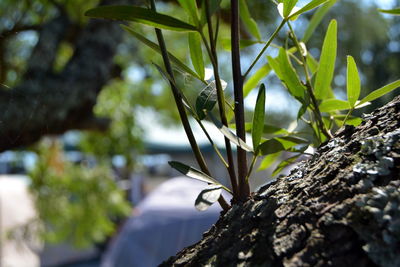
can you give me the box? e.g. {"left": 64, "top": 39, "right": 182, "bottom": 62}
{"left": 86, "top": 0, "right": 400, "bottom": 211}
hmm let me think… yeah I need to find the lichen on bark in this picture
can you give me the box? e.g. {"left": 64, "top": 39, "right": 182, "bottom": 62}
{"left": 161, "top": 96, "right": 400, "bottom": 267}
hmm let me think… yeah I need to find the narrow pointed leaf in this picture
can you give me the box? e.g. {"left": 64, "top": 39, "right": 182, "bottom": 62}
{"left": 263, "top": 125, "right": 290, "bottom": 135}
{"left": 178, "top": 0, "right": 199, "bottom": 25}
{"left": 243, "top": 64, "right": 271, "bottom": 98}
{"left": 239, "top": 0, "right": 262, "bottom": 40}
{"left": 347, "top": 56, "right": 361, "bottom": 107}
{"left": 272, "top": 155, "right": 300, "bottom": 176}
{"left": 297, "top": 101, "right": 309, "bottom": 119}
{"left": 302, "top": 0, "right": 337, "bottom": 43}
{"left": 153, "top": 63, "right": 176, "bottom": 86}
{"left": 314, "top": 19, "right": 337, "bottom": 99}
{"left": 258, "top": 139, "right": 285, "bottom": 156}
{"left": 358, "top": 80, "right": 400, "bottom": 105}
{"left": 209, "top": 113, "right": 253, "bottom": 152}
{"left": 268, "top": 48, "right": 305, "bottom": 99}
{"left": 278, "top": 136, "right": 308, "bottom": 145}
{"left": 169, "top": 161, "right": 219, "bottom": 184}
{"left": 85, "top": 6, "right": 197, "bottom": 32}
{"left": 200, "top": 0, "right": 222, "bottom": 27}
{"left": 244, "top": 123, "right": 289, "bottom": 136}
{"left": 258, "top": 152, "right": 281, "bottom": 171}
{"left": 289, "top": 0, "right": 330, "bottom": 19}
{"left": 153, "top": 63, "right": 197, "bottom": 117}
{"left": 378, "top": 8, "right": 400, "bottom": 15}
{"left": 284, "top": 0, "right": 299, "bottom": 18}
{"left": 319, "top": 99, "right": 351, "bottom": 112}
{"left": 333, "top": 115, "right": 363, "bottom": 126}
{"left": 259, "top": 136, "right": 304, "bottom": 156}
{"left": 122, "top": 26, "right": 203, "bottom": 82}
{"left": 195, "top": 185, "right": 222, "bottom": 211}
{"left": 306, "top": 53, "right": 319, "bottom": 75}
{"left": 252, "top": 84, "right": 266, "bottom": 150}
{"left": 188, "top": 32, "right": 205, "bottom": 80}
{"left": 196, "top": 81, "right": 218, "bottom": 120}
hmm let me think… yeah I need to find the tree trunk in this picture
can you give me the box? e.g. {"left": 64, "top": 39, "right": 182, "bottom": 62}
{"left": 0, "top": 0, "right": 137, "bottom": 152}
{"left": 161, "top": 95, "right": 400, "bottom": 267}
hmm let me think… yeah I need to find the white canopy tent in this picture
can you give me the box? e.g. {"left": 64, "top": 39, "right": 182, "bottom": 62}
{"left": 101, "top": 176, "right": 229, "bottom": 267}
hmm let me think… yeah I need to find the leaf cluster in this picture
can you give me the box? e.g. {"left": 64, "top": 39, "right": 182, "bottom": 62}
{"left": 85, "top": 0, "right": 400, "bottom": 210}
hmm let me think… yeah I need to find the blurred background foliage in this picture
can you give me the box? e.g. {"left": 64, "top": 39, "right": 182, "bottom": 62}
{"left": 1, "top": 0, "right": 399, "bottom": 247}
{"left": 29, "top": 140, "right": 130, "bottom": 248}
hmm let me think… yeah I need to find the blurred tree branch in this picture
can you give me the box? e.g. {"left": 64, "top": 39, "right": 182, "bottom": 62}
{"left": 0, "top": 0, "right": 136, "bottom": 152}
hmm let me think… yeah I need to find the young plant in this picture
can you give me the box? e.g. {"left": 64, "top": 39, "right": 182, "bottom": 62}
{"left": 86, "top": 0, "right": 400, "bottom": 211}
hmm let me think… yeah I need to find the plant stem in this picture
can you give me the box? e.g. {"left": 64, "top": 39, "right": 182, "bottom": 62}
{"left": 204, "top": 0, "right": 238, "bottom": 199}
{"left": 245, "top": 154, "right": 258, "bottom": 183}
{"left": 196, "top": 119, "right": 229, "bottom": 168}
{"left": 341, "top": 108, "right": 353, "bottom": 127}
{"left": 231, "top": 0, "right": 249, "bottom": 201}
{"left": 287, "top": 22, "right": 333, "bottom": 140}
{"left": 149, "top": 0, "right": 229, "bottom": 211}
{"left": 244, "top": 19, "right": 286, "bottom": 79}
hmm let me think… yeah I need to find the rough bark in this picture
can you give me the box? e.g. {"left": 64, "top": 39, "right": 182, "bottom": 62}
{"left": 0, "top": 0, "right": 136, "bottom": 152}
{"left": 161, "top": 95, "right": 400, "bottom": 267}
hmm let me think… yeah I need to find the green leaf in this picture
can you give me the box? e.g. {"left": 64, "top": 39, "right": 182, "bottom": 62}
{"left": 277, "top": 136, "right": 308, "bottom": 145}
{"left": 208, "top": 113, "right": 253, "bottom": 152}
{"left": 169, "top": 161, "right": 218, "bottom": 184}
{"left": 258, "top": 152, "right": 281, "bottom": 171}
{"left": 358, "top": 79, "right": 400, "bottom": 105}
{"left": 378, "top": 8, "right": 400, "bottom": 15}
{"left": 178, "top": 0, "right": 199, "bottom": 25}
{"left": 289, "top": 0, "right": 330, "bottom": 19}
{"left": 195, "top": 184, "right": 222, "bottom": 211}
{"left": 244, "top": 123, "right": 290, "bottom": 136}
{"left": 306, "top": 53, "right": 319, "bottom": 75}
{"left": 200, "top": 0, "right": 222, "bottom": 27}
{"left": 259, "top": 136, "right": 305, "bottom": 156}
{"left": 297, "top": 101, "right": 309, "bottom": 119}
{"left": 258, "top": 138, "right": 285, "bottom": 156}
{"left": 263, "top": 124, "right": 290, "bottom": 135}
{"left": 284, "top": 0, "right": 299, "bottom": 18}
{"left": 268, "top": 48, "right": 305, "bottom": 99}
{"left": 243, "top": 64, "right": 271, "bottom": 98}
{"left": 302, "top": 0, "right": 337, "bottom": 43}
{"left": 319, "top": 99, "right": 351, "bottom": 112}
{"left": 333, "top": 115, "right": 363, "bottom": 126}
{"left": 188, "top": 32, "right": 205, "bottom": 80}
{"left": 314, "top": 19, "right": 337, "bottom": 99}
{"left": 346, "top": 56, "right": 361, "bottom": 107}
{"left": 122, "top": 26, "right": 203, "bottom": 82}
{"left": 154, "top": 63, "right": 197, "bottom": 116}
{"left": 272, "top": 155, "right": 300, "bottom": 176}
{"left": 239, "top": 0, "right": 262, "bottom": 40}
{"left": 153, "top": 63, "right": 176, "bottom": 86}
{"left": 252, "top": 84, "right": 266, "bottom": 150}
{"left": 85, "top": 6, "right": 197, "bottom": 32}
{"left": 196, "top": 82, "right": 218, "bottom": 120}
